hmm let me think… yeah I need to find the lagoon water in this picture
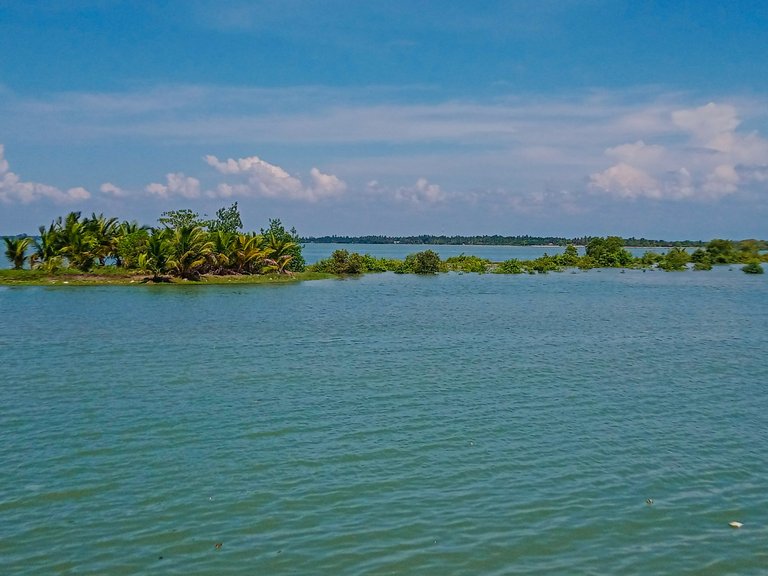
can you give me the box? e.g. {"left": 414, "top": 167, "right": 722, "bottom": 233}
{"left": 2, "top": 264, "right": 767, "bottom": 574}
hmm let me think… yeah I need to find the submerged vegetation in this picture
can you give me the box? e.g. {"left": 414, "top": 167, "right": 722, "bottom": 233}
{"left": 2, "top": 211, "right": 767, "bottom": 285}
{"left": 308, "top": 236, "right": 768, "bottom": 277}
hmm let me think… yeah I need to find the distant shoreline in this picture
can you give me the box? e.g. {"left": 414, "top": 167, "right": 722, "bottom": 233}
{"left": 300, "top": 235, "right": 715, "bottom": 248}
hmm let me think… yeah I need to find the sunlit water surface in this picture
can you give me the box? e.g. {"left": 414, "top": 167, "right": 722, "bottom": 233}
{"left": 1, "top": 266, "right": 767, "bottom": 575}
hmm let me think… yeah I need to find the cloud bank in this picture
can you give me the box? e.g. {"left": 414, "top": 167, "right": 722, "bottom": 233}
{"left": 590, "top": 102, "right": 768, "bottom": 201}
{"left": 0, "top": 145, "right": 90, "bottom": 204}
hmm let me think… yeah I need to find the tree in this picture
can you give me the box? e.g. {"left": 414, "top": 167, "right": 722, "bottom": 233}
{"left": 658, "top": 247, "right": 689, "bottom": 271}
{"left": 30, "top": 224, "right": 59, "bottom": 270}
{"left": 166, "top": 226, "right": 214, "bottom": 280}
{"left": 690, "top": 248, "right": 712, "bottom": 270}
{"left": 3, "top": 236, "right": 33, "bottom": 269}
{"left": 206, "top": 202, "right": 243, "bottom": 234}
{"left": 261, "top": 219, "right": 305, "bottom": 272}
{"left": 85, "top": 213, "right": 120, "bottom": 266}
{"left": 138, "top": 231, "right": 172, "bottom": 281}
{"left": 558, "top": 244, "right": 579, "bottom": 267}
{"left": 403, "top": 250, "right": 442, "bottom": 274}
{"left": 209, "top": 230, "right": 236, "bottom": 273}
{"left": 57, "top": 213, "right": 97, "bottom": 271}
{"left": 586, "top": 236, "right": 633, "bottom": 267}
{"left": 158, "top": 209, "right": 204, "bottom": 230}
{"left": 115, "top": 222, "right": 150, "bottom": 269}
{"left": 705, "top": 239, "right": 736, "bottom": 264}
{"left": 232, "top": 233, "right": 268, "bottom": 274}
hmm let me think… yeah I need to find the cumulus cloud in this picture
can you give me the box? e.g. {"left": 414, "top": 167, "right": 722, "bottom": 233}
{"left": 367, "top": 177, "right": 447, "bottom": 206}
{"left": 393, "top": 177, "right": 446, "bottom": 205}
{"left": 0, "top": 144, "right": 91, "bottom": 204}
{"left": 145, "top": 172, "right": 201, "bottom": 199}
{"left": 99, "top": 182, "right": 128, "bottom": 197}
{"left": 204, "top": 154, "right": 346, "bottom": 201}
{"left": 590, "top": 102, "right": 768, "bottom": 201}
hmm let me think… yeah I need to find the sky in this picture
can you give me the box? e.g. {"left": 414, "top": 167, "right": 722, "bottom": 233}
{"left": 1, "top": 0, "right": 767, "bottom": 239}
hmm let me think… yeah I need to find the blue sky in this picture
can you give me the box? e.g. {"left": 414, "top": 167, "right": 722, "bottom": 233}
{"left": 1, "top": 0, "right": 767, "bottom": 238}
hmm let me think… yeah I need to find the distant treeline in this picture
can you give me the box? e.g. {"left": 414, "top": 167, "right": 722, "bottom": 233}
{"left": 301, "top": 234, "right": 714, "bottom": 247}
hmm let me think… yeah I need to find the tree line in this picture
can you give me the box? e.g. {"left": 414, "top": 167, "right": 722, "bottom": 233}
{"left": 2, "top": 203, "right": 305, "bottom": 281}
{"left": 302, "top": 234, "right": 718, "bottom": 248}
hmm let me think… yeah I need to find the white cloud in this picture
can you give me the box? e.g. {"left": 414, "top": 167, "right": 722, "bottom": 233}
{"left": 394, "top": 178, "right": 446, "bottom": 205}
{"left": 590, "top": 102, "right": 768, "bottom": 201}
{"left": 99, "top": 182, "right": 128, "bottom": 197}
{"left": 671, "top": 102, "right": 740, "bottom": 148}
{"left": 0, "top": 144, "right": 91, "bottom": 204}
{"left": 204, "top": 154, "right": 346, "bottom": 201}
{"left": 145, "top": 172, "right": 201, "bottom": 199}
{"left": 590, "top": 163, "right": 661, "bottom": 200}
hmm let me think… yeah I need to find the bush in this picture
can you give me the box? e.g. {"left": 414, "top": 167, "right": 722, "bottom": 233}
{"left": 494, "top": 259, "right": 524, "bottom": 274}
{"left": 742, "top": 262, "right": 764, "bottom": 274}
{"left": 402, "top": 250, "right": 443, "bottom": 274}
{"left": 444, "top": 254, "right": 491, "bottom": 273}
{"left": 311, "top": 249, "right": 364, "bottom": 274}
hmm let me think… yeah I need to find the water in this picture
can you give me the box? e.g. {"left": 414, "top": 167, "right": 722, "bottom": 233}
{"left": 300, "top": 243, "right": 579, "bottom": 263}
{"left": 1, "top": 268, "right": 767, "bottom": 575}
{"left": 301, "top": 243, "right": 667, "bottom": 264}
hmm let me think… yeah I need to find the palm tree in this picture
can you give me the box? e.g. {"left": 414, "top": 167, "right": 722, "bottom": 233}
{"left": 114, "top": 220, "right": 150, "bottom": 268}
{"left": 138, "top": 230, "right": 171, "bottom": 282}
{"left": 59, "top": 218, "right": 97, "bottom": 271}
{"left": 29, "top": 224, "right": 60, "bottom": 270}
{"left": 210, "top": 230, "right": 236, "bottom": 274}
{"left": 86, "top": 213, "right": 120, "bottom": 266}
{"left": 262, "top": 253, "right": 294, "bottom": 275}
{"left": 233, "top": 233, "right": 270, "bottom": 274}
{"left": 3, "top": 236, "right": 33, "bottom": 269}
{"left": 166, "top": 226, "right": 214, "bottom": 280}
{"left": 264, "top": 231, "right": 298, "bottom": 260}
{"left": 262, "top": 232, "right": 298, "bottom": 274}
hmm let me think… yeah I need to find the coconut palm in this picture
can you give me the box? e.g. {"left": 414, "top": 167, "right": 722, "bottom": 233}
{"left": 264, "top": 231, "right": 297, "bottom": 260}
{"left": 210, "top": 230, "right": 236, "bottom": 274}
{"left": 59, "top": 218, "right": 97, "bottom": 271}
{"left": 138, "top": 230, "right": 172, "bottom": 281}
{"left": 232, "top": 233, "right": 270, "bottom": 274}
{"left": 29, "top": 224, "right": 60, "bottom": 269}
{"left": 3, "top": 236, "right": 33, "bottom": 269}
{"left": 262, "top": 253, "right": 294, "bottom": 275}
{"left": 166, "top": 226, "right": 214, "bottom": 280}
{"left": 86, "top": 213, "right": 120, "bottom": 266}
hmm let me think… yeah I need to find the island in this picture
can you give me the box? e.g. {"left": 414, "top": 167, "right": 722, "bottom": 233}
{"left": 2, "top": 204, "right": 766, "bottom": 285}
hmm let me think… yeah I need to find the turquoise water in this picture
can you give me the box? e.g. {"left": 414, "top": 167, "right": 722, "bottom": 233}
{"left": 1, "top": 267, "right": 767, "bottom": 575}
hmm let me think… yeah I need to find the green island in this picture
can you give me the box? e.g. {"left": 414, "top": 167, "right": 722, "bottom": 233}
{"left": 2, "top": 204, "right": 766, "bottom": 285}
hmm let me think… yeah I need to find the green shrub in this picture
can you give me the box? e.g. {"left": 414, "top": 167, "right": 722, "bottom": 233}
{"left": 402, "top": 250, "right": 443, "bottom": 274}
{"left": 741, "top": 262, "right": 764, "bottom": 274}
{"left": 494, "top": 259, "right": 524, "bottom": 274}
{"left": 444, "top": 253, "right": 491, "bottom": 273}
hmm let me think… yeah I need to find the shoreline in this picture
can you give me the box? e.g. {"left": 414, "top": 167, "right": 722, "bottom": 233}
{"left": 0, "top": 270, "right": 333, "bottom": 286}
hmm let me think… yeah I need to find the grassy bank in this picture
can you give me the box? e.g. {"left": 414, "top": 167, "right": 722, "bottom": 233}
{"left": 0, "top": 269, "right": 333, "bottom": 286}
